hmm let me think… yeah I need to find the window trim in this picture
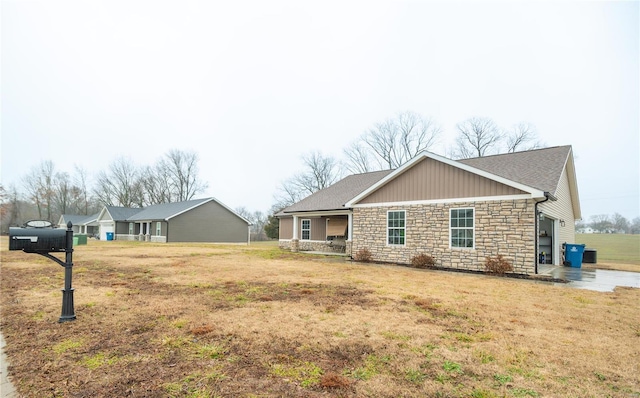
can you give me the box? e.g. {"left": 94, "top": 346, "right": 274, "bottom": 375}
{"left": 301, "top": 219, "right": 311, "bottom": 240}
{"left": 387, "top": 210, "right": 406, "bottom": 246}
{"left": 449, "top": 207, "right": 475, "bottom": 249}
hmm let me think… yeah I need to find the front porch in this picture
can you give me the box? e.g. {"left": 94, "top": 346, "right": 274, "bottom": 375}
{"left": 278, "top": 211, "right": 352, "bottom": 255}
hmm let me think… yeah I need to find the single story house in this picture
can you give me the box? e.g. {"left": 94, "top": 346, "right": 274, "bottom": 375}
{"left": 277, "top": 146, "right": 581, "bottom": 275}
{"left": 58, "top": 213, "right": 100, "bottom": 235}
{"left": 93, "top": 197, "right": 251, "bottom": 243}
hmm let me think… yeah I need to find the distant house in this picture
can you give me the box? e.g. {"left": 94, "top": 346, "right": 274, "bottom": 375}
{"left": 92, "top": 198, "right": 251, "bottom": 243}
{"left": 277, "top": 146, "right": 581, "bottom": 275}
{"left": 58, "top": 213, "right": 100, "bottom": 236}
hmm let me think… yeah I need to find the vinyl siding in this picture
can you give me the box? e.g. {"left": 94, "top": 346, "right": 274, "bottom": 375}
{"left": 358, "top": 157, "right": 526, "bottom": 204}
{"left": 115, "top": 222, "right": 129, "bottom": 234}
{"left": 155, "top": 221, "right": 167, "bottom": 236}
{"left": 279, "top": 217, "right": 331, "bottom": 240}
{"left": 167, "top": 201, "right": 248, "bottom": 243}
{"left": 279, "top": 217, "right": 293, "bottom": 240}
{"left": 539, "top": 168, "right": 576, "bottom": 245}
{"left": 299, "top": 217, "right": 326, "bottom": 241}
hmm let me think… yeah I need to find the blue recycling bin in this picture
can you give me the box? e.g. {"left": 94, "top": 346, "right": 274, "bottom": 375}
{"left": 106, "top": 232, "right": 114, "bottom": 241}
{"left": 564, "top": 243, "right": 586, "bottom": 268}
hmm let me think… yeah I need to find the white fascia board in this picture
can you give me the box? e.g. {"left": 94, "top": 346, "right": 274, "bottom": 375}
{"left": 165, "top": 198, "right": 215, "bottom": 221}
{"left": 345, "top": 151, "right": 546, "bottom": 206}
{"left": 204, "top": 197, "right": 253, "bottom": 225}
{"left": 351, "top": 194, "right": 535, "bottom": 208}
{"left": 345, "top": 153, "right": 426, "bottom": 207}
{"left": 96, "top": 207, "right": 112, "bottom": 222}
{"left": 565, "top": 149, "right": 582, "bottom": 220}
{"left": 284, "top": 210, "right": 351, "bottom": 218}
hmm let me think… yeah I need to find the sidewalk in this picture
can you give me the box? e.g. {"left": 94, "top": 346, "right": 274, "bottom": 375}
{"left": 0, "top": 333, "right": 17, "bottom": 398}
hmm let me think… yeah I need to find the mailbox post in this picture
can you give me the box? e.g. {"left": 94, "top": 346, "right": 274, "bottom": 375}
{"left": 9, "top": 221, "right": 76, "bottom": 322}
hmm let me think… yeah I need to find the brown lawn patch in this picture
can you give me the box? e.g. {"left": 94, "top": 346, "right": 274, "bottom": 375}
{"left": 1, "top": 237, "right": 639, "bottom": 397}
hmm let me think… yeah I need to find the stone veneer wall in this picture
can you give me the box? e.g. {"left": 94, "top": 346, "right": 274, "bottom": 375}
{"left": 117, "top": 234, "right": 166, "bottom": 243}
{"left": 279, "top": 240, "right": 346, "bottom": 253}
{"left": 352, "top": 199, "right": 536, "bottom": 274}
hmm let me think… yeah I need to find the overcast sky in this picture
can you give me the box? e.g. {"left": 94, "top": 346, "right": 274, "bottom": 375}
{"left": 2, "top": 0, "right": 639, "bottom": 220}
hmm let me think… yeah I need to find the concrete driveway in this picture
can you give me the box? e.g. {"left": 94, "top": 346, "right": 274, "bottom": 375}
{"left": 542, "top": 266, "right": 640, "bottom": 292}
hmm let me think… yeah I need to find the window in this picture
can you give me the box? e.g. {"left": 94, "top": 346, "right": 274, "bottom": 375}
{"left": 387, "top": 210, "right": 405, "bottom": 245}
{"left": 128, "top": 222, "right": 134, "bottom": 235}
{"left": 301, "top": 219, "right": 311, "bottom": 240}
{"left": 156, "top": 222, "right": 161, "bottom": 236}
{"left": 450, "top": 208, "right": 474, "bottom": 248}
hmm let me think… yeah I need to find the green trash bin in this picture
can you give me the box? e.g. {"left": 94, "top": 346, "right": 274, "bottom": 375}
{"left": 73, "top": 237, "right": 79, "bottom": 247}
{"left": 76, "top": 234, "right": 88, "bottom": 245}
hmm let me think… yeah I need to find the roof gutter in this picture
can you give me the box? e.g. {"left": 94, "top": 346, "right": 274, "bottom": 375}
{"left": 534, "top": 192, "right": 556, "bottom": 274}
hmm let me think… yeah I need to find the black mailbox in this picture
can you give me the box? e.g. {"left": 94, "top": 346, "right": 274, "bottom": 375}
{"left": 9, "top": 227, "right": 68, "bottom": 253}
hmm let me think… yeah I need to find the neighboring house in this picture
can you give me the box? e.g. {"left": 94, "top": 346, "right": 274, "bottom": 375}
{"left": 58, "top": 213, "right": 100, "bottom": 236}
{"left": 94, "top": 197, "right": 251, "bottom": 243}
{"left": 277, "top": 146, "right": 581, "bottom": 275}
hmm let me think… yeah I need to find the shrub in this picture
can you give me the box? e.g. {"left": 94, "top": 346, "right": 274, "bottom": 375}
{"left": 353, "top": 248, "right": 373, "bottom": 262}
{"left": 411, "top": 254, "right": 436, "bottom": 268}
{"left": 484, "top": 255, "right": 513, "bottom": 274}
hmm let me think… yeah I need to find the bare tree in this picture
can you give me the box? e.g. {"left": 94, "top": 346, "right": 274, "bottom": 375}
{"left": 164, "top": 149, "right": 208, "bottom": 202}
{"left": 234, "top": 206, "right": 252, "bottom": 221}
{"left": 0, "top": 184, "right": 23, "bottom": 231}
{"left": 347, "top": 111, "right": 441, "bottom": 171}
{"left": 505, "top": 122, "right": 542, "bottom": 153}
{"left": 94, "top": 157, "right": 144, "bottom": 207}
{"left": 52, "top": 171, "right": 72, "bottom": 217}
{"left": 141, "top": 164, "right": 173, "bottom": 205}
{"left": 274, "top": 151, "right": 341, "bottom": 209}
{"left": 22, "top": 160, "right": 56, "bottom": 221}
{"left": 611, "top": 213, "right": 630, "bottom": 233}
{"left": 343, "top": 142, "right": 373, "bottom": 174}
{"left": 589, "top": 214, "right": 612, "bottom": 233}
{"left": 72, "top": 165, "right": 93, "bottom": 214}
{"left": 452, "top": 117, "right": 503, "bottom": 159}
{"left": 138, "top": 150, "right": 208, "bottom": 205}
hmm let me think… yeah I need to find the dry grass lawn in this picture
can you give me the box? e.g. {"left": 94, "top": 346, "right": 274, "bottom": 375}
{"left": 1, "top": 238, "right": 639, "bottom": 397}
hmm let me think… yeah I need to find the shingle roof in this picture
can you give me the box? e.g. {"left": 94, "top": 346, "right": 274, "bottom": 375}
{"left": 126, "top": 198, "right": 213, "bottom": 221}
{"left": 105, "top": 206, "right": 144, "bottom": 221}
{"left": 61, "top": 214, "right": 91, "bottom": 225}
{"left": 281, "top": 146, "right": 573, "bottom": 214}
{"left": 458, "top": 146, "right": 571, "bottom": 195}
{"left": 281, "top": 170, "right": 393, "bottom": 213}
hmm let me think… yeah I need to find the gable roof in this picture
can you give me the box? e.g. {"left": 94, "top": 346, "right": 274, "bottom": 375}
{"left": 101, "top": 206, "right": 142, "bottom": 222}
{"left": 458, "top": 146, "right": 572, "bottom": 196}
{"left": 60, "top": 214, "right": 95, "bottom": 226}
{"left": 127, "top": 198, "right": 213, "bottom": 221}
{"left": 280, "top": 170, "right": 392, "bottom": 214}
{"left": 96, "top": 198, "right": 251, "bottom": 224}
{"left": 346, "top": 150, "right": 550, "bottom": 206}
{"left": 281, "top": 146, "right": 578, "bottom": 215}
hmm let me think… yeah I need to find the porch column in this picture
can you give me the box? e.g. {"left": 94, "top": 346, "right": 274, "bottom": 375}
{"left": 291, "top": 215, "right": 299, "bottom": 252}
{"left": 347, "top": 213, "right": 353, "bottom": 241}
{"left": 146, "top": 222, "right": 151, "bottom": 241}
{"left": 139, "top": 222, "right": 144, "bottom": 241}
{"left": 292, "top": 215, "right": 299, "bottom": 240}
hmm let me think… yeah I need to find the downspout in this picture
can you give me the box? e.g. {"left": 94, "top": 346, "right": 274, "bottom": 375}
{"left": 534, "top": 192, "right": 556, "bottom": 274}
